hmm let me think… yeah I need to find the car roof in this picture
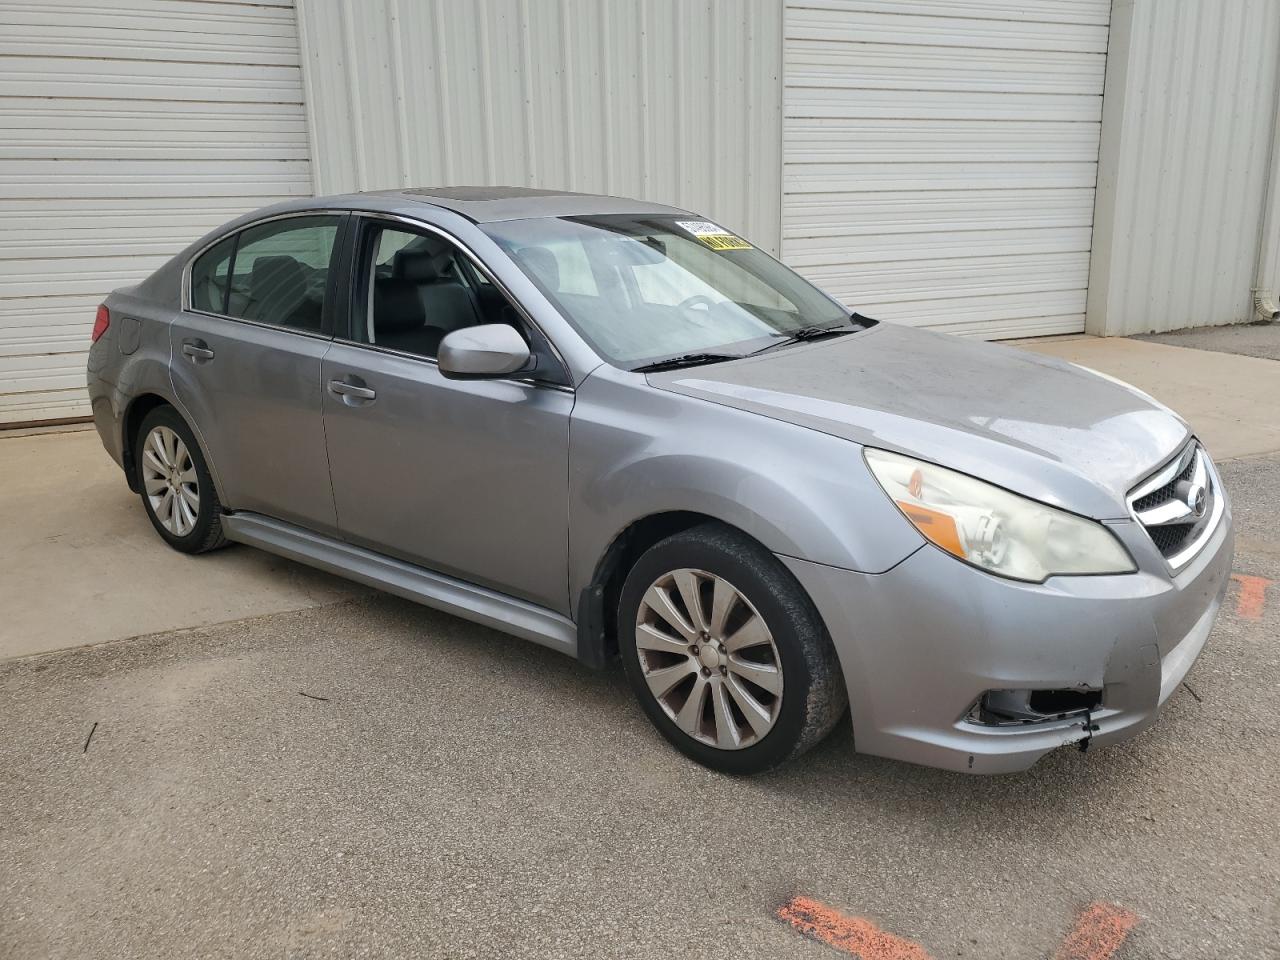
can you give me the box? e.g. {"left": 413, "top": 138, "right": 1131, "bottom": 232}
{"left": 326, "top": 186, "right": 693, "bottom": 224}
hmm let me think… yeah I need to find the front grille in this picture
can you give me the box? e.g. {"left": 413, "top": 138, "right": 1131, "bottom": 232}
{"left": 1132, "top": 453, "right": 1196, "bottom": 513}
{"left": 1127, "top": 442, "right": 1222, "bottom": 569}
{"left": 1149, "top": 522, "right": 1195, "bottom": 554}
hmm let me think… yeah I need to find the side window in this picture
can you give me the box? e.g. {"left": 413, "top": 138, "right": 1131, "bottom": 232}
{"left": 225, "top": 216, "right": 340, "bottom": 332}
{"left": 359, "top": 225, "right": 520, "bottom": 359}
{"left": 189, "top": 236, "right": 235, "bottom": 314}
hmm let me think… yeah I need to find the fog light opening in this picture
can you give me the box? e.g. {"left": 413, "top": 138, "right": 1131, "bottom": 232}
{"left": 967, "top": 688, "right": 1103, "bottom": 726}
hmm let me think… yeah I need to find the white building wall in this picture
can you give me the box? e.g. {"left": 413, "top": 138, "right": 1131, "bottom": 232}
{"left": 1088, "top": 0, "right": 1280, "bottom": 336}
{"left": 0, "top": 0, "right": 313, "bottom": 425}
{"left": 5, "top": 0, "right": 1278, "bottom": 428}
{"left": 296, "top": 0, "right": 784, "bottom": 254}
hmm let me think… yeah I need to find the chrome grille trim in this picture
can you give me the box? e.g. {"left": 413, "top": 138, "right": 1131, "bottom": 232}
{"left": 1127, "top": 441, "right": 1224, "bottom": 572}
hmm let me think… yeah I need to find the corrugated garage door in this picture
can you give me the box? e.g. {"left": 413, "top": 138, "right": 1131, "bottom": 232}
{"left": 0, "top": 0, "right": 312, "bottom": 425}
{"left": 782, "top": 0, "right": 1110, "bottom": 339}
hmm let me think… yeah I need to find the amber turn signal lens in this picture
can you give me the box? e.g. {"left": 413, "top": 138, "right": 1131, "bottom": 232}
{"left": 895, "top": 500, "right": 966, "bottom": 558}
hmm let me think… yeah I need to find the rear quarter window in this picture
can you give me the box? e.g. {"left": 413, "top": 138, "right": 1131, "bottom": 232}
{"left": 189, "top": 236, "right": 235, "bottom": 314}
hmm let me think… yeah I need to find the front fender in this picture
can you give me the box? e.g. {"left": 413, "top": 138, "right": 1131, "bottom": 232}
{"left": 567, "top": 366, "right": 923, "bottom": 601}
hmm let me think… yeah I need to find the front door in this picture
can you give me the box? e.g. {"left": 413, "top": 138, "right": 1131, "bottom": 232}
{"left": 321, "top": 218, "right": 573, "bottom": 614}
{"left": 171, "top": 214, "right": 344, "bottom": 535}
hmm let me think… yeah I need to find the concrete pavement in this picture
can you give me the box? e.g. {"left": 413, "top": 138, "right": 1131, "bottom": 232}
{"left": 1, "top": 449, "right": 1277, "bottom": 960}
{"left": 1, "top": 326, "right": 1277, "bottom": 958}
{"left": 2, "top": 328, "right": 1277, "bottom": 664}
{"left": 0, "top": 429, "right": 369, "bottom": 661}
{"left": 1138, "top": 321, "right": 1280, "bottom": 361}
{"left": 1, "top": 327, "right": 1278, "bottom": 958}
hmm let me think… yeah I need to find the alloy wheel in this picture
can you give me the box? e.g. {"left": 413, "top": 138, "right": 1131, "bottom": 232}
{"left": 141, "top": 425, "right": 200, "bottom": 537}
{"left": 634, "top": 568, "right": 783, "bottom": 750}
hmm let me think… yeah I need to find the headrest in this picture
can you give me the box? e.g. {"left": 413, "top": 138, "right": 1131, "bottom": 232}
{"left": 373, "top": 278, "right": 427, "bottom": 333}
{"left": 244, "top": 257, "right": 308, "bottom": 324}
{"left": 514, "top": 246, "right": 560, "bottom": 292}
{"left": 249, "top": 256, "right": 306, "bottom": 295}
{"left": 394, "top": 249, "right": 446, "bottom": 283}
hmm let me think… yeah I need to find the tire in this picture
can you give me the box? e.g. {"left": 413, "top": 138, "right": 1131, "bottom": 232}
{"left": 618, "top": 522, "right": 847, "bottom": 774}
{"left": 134, "top": 405, "right": 227, "bottom": 554}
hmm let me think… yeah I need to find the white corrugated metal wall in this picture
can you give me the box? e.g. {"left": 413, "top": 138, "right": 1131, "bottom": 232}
{"left": 781, "top": 0, "right": 1111, "bottom": 339}
{"left": 1087, "top": 0, "right": 1280, "bottom": 335}
{"left": 7, "top": 1, "right": 1280, "bottom": 428}
{"left": 0, "top": 0, "right": 313, "bottom": 425}
{"left": 294, "top": 0, "right": 783, "bottom": 254}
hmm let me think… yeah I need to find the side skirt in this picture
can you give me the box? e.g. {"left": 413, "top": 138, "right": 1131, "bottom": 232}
{"left": 221, "top": 512, "right": 578, "bottom": 657}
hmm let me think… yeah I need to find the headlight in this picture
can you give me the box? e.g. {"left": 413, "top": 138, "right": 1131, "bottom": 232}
{"left": 864, "top": 448, "right": 1135, "bottom": 583}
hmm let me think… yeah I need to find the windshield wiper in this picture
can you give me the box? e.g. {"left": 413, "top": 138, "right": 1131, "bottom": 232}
{"left": 632, "top": 352, "right": 743, "bottom": 373}
{"left": 749, "top": 324, "right": 855, "bottom": 356}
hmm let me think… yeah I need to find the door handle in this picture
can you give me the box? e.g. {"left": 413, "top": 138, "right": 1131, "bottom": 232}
{"left": 328, "top": 378, "right": 376, "bottom": 403}
{"left": 182, "top": 339, "right": 215, "bottom": 362}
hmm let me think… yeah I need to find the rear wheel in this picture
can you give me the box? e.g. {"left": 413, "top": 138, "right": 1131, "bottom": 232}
{"left": 135, "top": 406, "right": 226, "bottom": 554}
{"left": 618, "top": 523, "right": 847, "bottom": 774}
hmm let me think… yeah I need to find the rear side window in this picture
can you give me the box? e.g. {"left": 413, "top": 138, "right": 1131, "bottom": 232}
{"left": 225, "top": 216, "right": 340, "bottom": 332}
{"left": 189, "top": 236, "right": 235, "bottom": 314}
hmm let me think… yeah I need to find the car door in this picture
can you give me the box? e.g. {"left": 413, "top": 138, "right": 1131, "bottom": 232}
{"left": 171, "top": 213, "right": 345, "bottom": 535}
{"left": 321, "top": 216, "right": 574, "bottom": 614}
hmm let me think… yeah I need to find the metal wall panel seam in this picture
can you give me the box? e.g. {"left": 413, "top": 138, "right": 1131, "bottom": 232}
{"left": 294, "top": 0, "right": 325, "bottom": 193}
{"left": 518, "top": 0, "right": 538, "bottom": 186}
{"left": 1249, "top": 2, "right": 1280, "bottom": 320}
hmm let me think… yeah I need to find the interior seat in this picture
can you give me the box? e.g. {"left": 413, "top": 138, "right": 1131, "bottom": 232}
{"left": 513, "top": 246, "right": 560, "bottom": 293}
{"left": 397, "top": 251, "right": 483, "bottom": 328}
{"left": 246, "top": 256, "right": 321, "bottom": 330}
{"left": 372, "top": 250, "right": 483, "bottom": 357}
{"left": 372, "top": 279, "right": 440, "bottom": 356}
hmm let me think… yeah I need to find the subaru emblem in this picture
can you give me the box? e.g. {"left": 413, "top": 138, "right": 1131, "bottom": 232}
{"left": 1191, "top": 486, "right": 1207, "bottom": 518}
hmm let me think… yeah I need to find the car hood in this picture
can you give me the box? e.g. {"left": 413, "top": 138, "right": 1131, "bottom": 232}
{"left": 646, "top": 323, "right": 1190, "bottom": 520}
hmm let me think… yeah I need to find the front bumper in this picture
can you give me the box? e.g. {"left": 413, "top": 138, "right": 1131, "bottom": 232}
{"left": 783, "top": 504, "right": 1234, "bottom": 774}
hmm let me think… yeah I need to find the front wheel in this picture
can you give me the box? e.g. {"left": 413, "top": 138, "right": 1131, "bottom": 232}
{"left": 135, "top": 405, "right": 227, "bottom": 554}
{"left": 618, "top": 523, "right": 847, "bottom": 774}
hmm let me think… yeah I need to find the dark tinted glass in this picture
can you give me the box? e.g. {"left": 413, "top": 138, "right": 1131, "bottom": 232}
{"left": 189, "top": 236, "right": 235, "bottom": 314}
{"left": 224, "top": 216, "right": 340, "bottom": 332}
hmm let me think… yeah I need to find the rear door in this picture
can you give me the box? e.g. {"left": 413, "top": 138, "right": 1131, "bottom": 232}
{"left": 320, "top": 216, "right": 574, "bottom": 613}
{"left": 170, "top": 213, "right": 345, "bottom": 535}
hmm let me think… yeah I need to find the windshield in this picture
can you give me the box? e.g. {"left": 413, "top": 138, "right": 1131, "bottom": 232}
{"left": 481, "top": 215, "right": 854, "bottom": 368}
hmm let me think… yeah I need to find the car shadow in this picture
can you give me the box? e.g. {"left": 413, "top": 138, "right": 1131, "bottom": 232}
{"left": 375, "top": 591, "right": 1200, "bottom": 830}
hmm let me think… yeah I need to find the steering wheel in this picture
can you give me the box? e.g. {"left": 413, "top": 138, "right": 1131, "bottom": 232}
{"left": 677, "top": 294, "right": 717, "bottom": 312}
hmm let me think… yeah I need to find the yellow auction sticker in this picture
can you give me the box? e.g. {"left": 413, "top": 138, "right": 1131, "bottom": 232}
{"left": 675, "top": 220, "right": 753, "bottom": 251}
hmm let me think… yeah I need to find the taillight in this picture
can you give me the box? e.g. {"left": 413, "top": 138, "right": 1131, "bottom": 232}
{"left": 91, "top": 304, "right": 110, "bottom": 342}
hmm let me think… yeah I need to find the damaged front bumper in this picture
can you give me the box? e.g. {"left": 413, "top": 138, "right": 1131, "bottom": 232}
{"left": 782, "top": 504, "right": 1234, "bottom": 774}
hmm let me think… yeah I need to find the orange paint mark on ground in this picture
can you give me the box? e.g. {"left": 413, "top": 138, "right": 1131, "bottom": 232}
{"left": 1231, "top": 573, "right": 1271, "bottom": 621}
{"left": 777, "top": 896, "right": 933, "bottom": 960}
{"left": 1052, "top": 902, "right": 1138, "bottom": 960}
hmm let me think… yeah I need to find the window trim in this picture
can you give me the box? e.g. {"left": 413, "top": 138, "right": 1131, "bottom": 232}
{"left": 180, "top": 209, "right": 349, "bottom": 341}
{"left": 338, "top": 211, "right": 574, "bottom": 390}
{"left": 187, "top": 233, "right": 237, "bottom": 316}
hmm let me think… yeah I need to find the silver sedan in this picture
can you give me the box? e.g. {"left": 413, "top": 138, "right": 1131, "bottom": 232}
{"left": 86, "top": 187, "right": 1233, "bottom": 774}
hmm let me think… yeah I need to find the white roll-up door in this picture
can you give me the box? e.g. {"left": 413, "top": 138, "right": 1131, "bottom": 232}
{"left": 0, "top": 0, "right": 312, "bottom": 425}
{"left": 783, "top": 1, "right": 1110, "bottom": 339}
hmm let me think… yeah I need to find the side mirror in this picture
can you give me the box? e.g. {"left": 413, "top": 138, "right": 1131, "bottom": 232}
{"left": 437, "top": 324, "right": 533, "bottom": 380}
